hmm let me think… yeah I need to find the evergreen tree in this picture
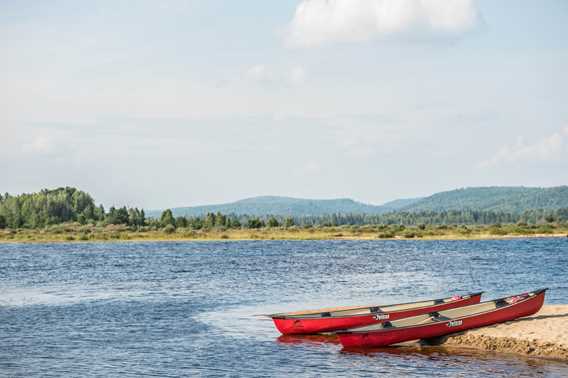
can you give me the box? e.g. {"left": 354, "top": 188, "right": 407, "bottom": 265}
{"left": 160, "top": 209, "right": 176, "bottom": 228}
{"left": 267, "top": 216, "right": 279, "bottom": 228}
{"left": 175, "top": 216, "right": 188, "bottom": 228}
{"left": 247, "top": 218, "right": 264, "bottom": 229}
{"left": 284, "top": 217, "right": 295, "bottom": 228}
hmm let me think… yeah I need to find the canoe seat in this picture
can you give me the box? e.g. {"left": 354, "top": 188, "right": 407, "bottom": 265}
{"left": 370, "top": 306, "right": 381, "bottom": 313}
{"left": 428, "top": 311, "right": 451, "bottom": 322}
{"left": 434, "top": 299, "right": 444, "bottom": 305}
{"left": 321, "top": 312, "right": 331, "bottom": 317}
{"left": 495, "top": 299, "right": 508, "bottom": 308}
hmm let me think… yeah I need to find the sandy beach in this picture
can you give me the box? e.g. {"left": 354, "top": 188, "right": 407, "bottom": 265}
{"left": 429, "top": 305, "right": 568, "bottom": 360}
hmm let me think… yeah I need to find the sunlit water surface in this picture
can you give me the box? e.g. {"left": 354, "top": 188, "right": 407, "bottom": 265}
{"left": 1, "top": 239, "right": 567, "bottom": 377}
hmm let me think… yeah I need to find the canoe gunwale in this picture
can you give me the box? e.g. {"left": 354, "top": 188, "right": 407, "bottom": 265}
{"left": 270, "top": 291, "right": 484, "bottom": 320}
{"left": 336, "top": 288, "right": 547, "bottom": 335}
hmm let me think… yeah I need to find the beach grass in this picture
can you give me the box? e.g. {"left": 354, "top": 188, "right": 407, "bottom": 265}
{"left": 1, "top": 223, "right": 567, "bottom": 243}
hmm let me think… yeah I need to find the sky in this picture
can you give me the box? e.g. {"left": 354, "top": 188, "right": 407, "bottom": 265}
{"left": 1, "top": 0, "right": 568, "bottom": 209}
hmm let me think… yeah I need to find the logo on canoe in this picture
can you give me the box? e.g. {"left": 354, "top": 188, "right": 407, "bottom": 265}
{"left": 373, "top": 313, "right": 389, "bottom": 321}
{"left": 447, "top": 320, "right": 463, "bottom": 327}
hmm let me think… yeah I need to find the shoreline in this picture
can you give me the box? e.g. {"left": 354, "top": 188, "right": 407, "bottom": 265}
{"left": 3, "top": 221, "right": 568, "bottom": 244}
{"left": 0, "top": 231, "right": 567, "bottom": 244}
{"left": 427, "top": 305, "right": 568, "bottom": 361}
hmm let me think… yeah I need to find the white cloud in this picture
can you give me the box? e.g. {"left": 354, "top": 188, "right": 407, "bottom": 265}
{"left": 245, "top": 64, "right": 308, "bottom": 86}
{"left": 480, "top": 127, "right": 568, "bottom": 168}
{"left": 290, "top": 66, "right": 308, "bottom": 85}
{"left": 22, "top": 135, "right": 57, "bottom": 156}
{"left": 287, "top": 0, "right": 480, "bottom": 47}
{"left": 246, "top": 64, "right": 272, "bottom": 83}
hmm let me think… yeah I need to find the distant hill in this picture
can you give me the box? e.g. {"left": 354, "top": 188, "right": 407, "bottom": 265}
{"left": 380, "top": 197, "right": 423, "bottom": 212}
{"left": 152, "top": 196, "right": 386, "bottom": 218}
{"left": 398, "top": 186, "right": 568, "bottom": 214}
{"left": 148, "top": 186, "right": 568, "bottom": 218}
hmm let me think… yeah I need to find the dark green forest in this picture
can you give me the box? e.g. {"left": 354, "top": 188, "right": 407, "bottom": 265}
{"left": 1, "top": 187, "right": 568, "bottom": 231}
{"left": 0, "top": 187, "right": 144, "bottom": 229}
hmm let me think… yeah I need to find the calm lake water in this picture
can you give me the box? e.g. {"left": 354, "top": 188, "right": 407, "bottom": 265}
{"left": 1, "top": 238, "right": 568, "bottom": 377}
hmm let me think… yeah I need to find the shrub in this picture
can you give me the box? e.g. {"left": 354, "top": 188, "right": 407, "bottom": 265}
{"left": 489, "top": 227, "right": 507, "bottom": 236}
{"left": 163, "top": 224, "right": 176, "bottom": 234}
{"left": 459, "top": 227, "right": 472, "bottom": 235}
{"left": 403, "top": 232, "right": 416, "bottom": 239}
{"left": 183, "top": 230, "right": 198, "bottom": 238}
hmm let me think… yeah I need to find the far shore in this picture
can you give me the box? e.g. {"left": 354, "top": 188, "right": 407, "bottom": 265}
{"left": 1, "top": 224, "right": 567, "bottom": 243}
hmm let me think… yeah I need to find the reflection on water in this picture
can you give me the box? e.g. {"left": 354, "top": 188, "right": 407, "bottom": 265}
{"left": 277, "top": 334, "right": 342, "bottom": 346}
{"left": 0, "top": 239, "right": 567, "bottom": 377}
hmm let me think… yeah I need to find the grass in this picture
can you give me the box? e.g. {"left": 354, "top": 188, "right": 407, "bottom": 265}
{"left": 0, "top": 223, "right": 567, "bottom": 243}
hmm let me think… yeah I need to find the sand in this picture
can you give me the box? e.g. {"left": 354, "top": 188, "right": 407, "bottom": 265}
{"left": 430, "top": 305, "right": 568, "bottom": 360}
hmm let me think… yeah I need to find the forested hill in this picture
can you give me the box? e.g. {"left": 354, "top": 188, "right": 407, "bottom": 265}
{"left": 3, "top": 186, "right": 568, "bottom": 229}
{"left": 160, "top": 196, "right": 386, "bottom": 217}
{"left": 151, "top": 186, "right": 568, "bottom": 217}
{"left": 397, "top": 186, "right": 568, "bottom": 214}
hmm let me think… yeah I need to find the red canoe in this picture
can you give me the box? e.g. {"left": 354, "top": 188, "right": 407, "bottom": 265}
{"left": 337, "top": 288, "right": 547, "bottom": 349}
{"left": 268, "top": 292, "right": 483, "bottom": 335}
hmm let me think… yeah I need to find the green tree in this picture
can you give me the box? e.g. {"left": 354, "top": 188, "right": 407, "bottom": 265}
{"left": 247, "top": 218, "right": 264, "bottom": 229}
{"left": 128, "top": 208, "right": 145, "bottom": 227}
{"left": 215, "top": 212, "right": 227, "bottom": 228}
{"left": 284, "top": 217, "right": 295, "bottom": 228}
{"left": 230, "top": 217, "right": 241, "bottom": 229}
{"left": 175, "top": 216, "right": 188, "bottom": 228}
{"left": 203, "top": 213, "right": 216, "bottom": 229}
{"left": 267, "top": 216, "right": 280, "bottom": 228}
{"left": 160, "top": 209, "right": 176, "bottom": 228}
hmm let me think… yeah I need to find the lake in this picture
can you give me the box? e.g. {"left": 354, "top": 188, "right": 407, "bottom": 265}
{"left": 1, "top": 238, "right": 567, "bottom": 377}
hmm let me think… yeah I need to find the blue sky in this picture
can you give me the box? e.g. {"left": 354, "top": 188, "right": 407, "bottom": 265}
{"left": 1, "top": 0, "right": 568, "bottom": 208}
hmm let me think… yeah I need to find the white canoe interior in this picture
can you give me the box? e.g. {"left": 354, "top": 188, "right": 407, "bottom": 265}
{"left": 346, "top": 290, "right": 540, "bottom": 333}
{"left": 272, "top": 293, "right": 478, "bottom": 319}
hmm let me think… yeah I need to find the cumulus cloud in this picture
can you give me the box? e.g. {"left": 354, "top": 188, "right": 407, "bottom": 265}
{"left": 245, "top": 64, "right": 308, "bottom": 86}
{"left": 479, "top": 127, "right": 568, "bottom": 168}
{"left": 246, "top": 64, "right": 272, "bottom": 83}
{"left": 290, "top": 66, "right": 308, "bottom": 85}
{"left": 287, "top": 0, "right": 480, "bottom": 47}
{"left": 22, "top": 135, "right": 57, "bottom": 156}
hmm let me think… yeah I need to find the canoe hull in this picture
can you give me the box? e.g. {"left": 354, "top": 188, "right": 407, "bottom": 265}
{"left": 338, "top": 291, "right": 545, "bottom": 348}
{"left": 273, "top": 294, "right": 482, "bottom": 335}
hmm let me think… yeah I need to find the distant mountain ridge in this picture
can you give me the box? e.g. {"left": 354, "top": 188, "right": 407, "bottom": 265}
{"left": 154, "top": 196, "right": 391, "bottom": 217}
{"left": 149, "top": 186, "right": 568, "bottom": 218}
{"left": 399, "top": 186, "right": 568, "bottom": 214}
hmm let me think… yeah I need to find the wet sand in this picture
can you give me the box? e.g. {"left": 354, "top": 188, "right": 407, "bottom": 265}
{"left": 432, "top": 305, "right": 568, "bottom": 360}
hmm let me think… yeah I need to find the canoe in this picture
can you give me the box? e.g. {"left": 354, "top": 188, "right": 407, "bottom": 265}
{"left": 337, "top": 288, "right": 547, "bottom": 348}
{"left": 269, "top": 292, "right": 483, "bottom": 335}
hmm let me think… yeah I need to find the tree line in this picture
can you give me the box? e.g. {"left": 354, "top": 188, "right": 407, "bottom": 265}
{"left": 1, "top": 187, "right": 567, "bottom": 230}
{"left": 152, "top": 208, "right": 568, "bottom": 230}
{"left": 0, "top": 187, "right": 145, "bottom": 229}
